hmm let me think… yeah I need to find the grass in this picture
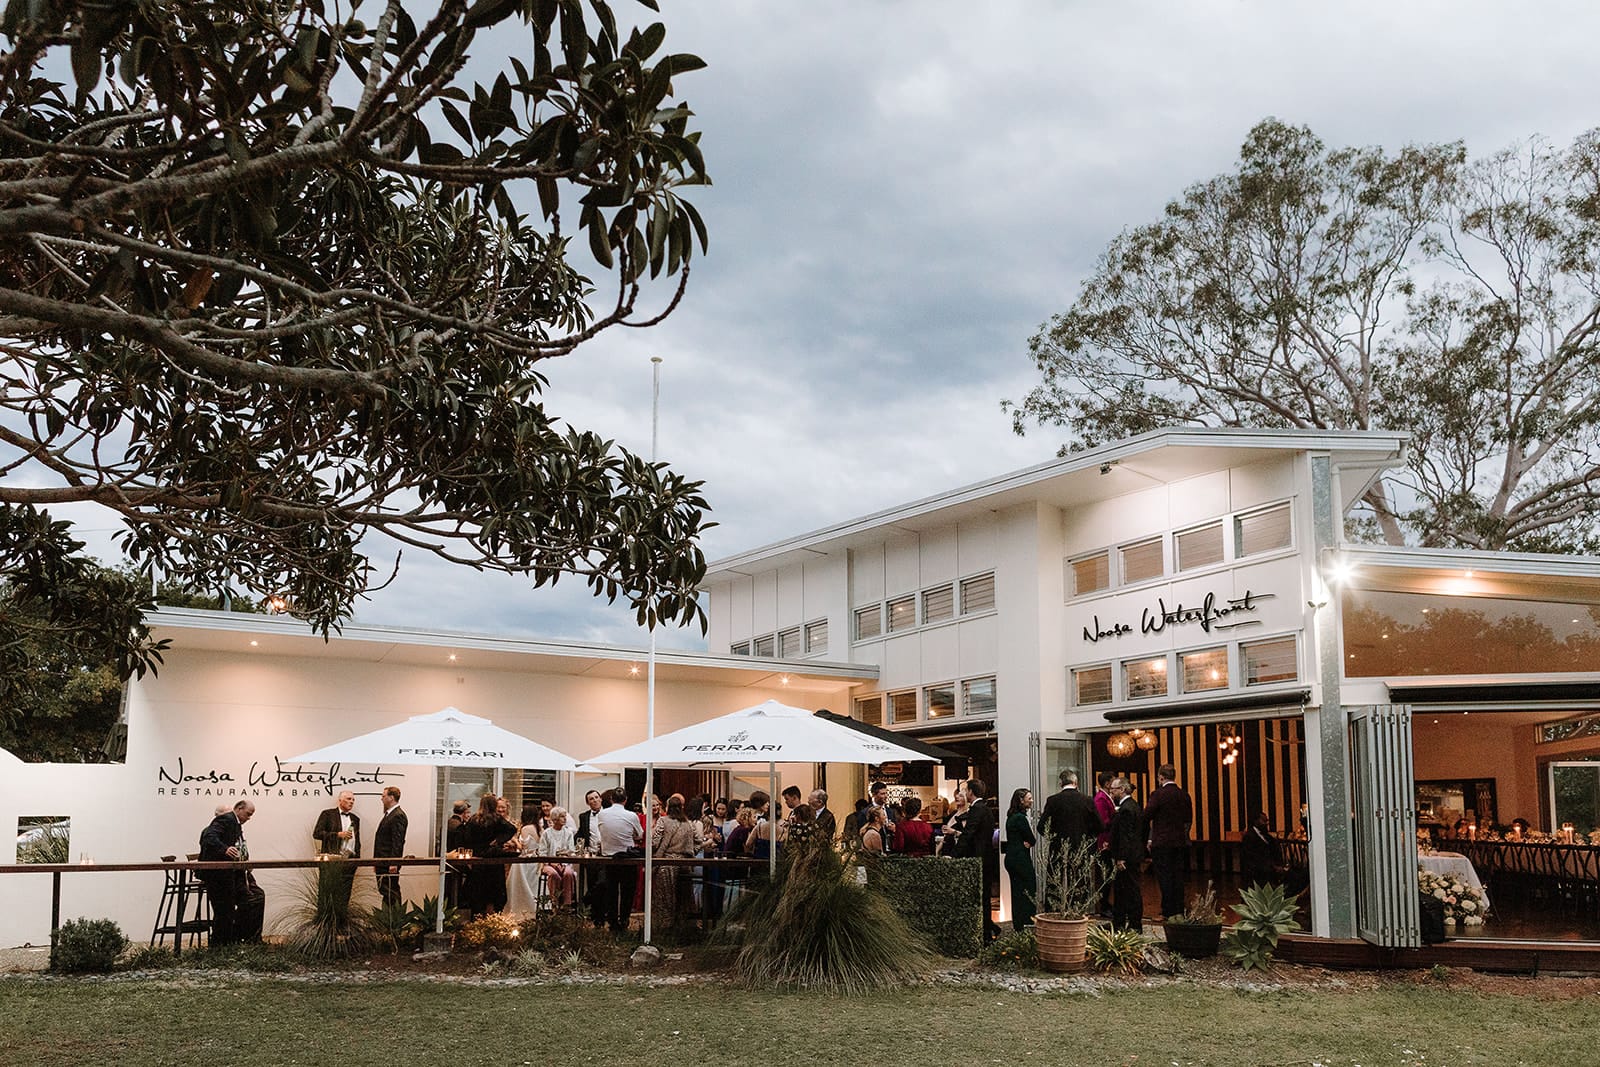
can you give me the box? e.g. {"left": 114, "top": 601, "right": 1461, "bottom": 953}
{"left": 0, "top": 979, "right": 1591, "bottom": 1066}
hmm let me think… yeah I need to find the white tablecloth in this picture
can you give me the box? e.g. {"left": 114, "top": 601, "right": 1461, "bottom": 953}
{"left": 1420, "top": 851, "right": 1490, "bottom": 911}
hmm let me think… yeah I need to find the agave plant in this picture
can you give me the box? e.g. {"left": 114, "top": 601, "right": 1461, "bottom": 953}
{"left": 1221, "top": 881, "right": 1301, "bottom": 972}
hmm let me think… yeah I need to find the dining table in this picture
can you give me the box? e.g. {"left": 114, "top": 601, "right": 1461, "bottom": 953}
{"left": 1419, "top": 850, "right": 1490, "bottom": 911}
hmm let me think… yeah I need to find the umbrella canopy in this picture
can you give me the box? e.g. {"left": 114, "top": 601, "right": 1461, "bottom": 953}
{"left": 583, "top": 699, "right": 936, "bottom": 767}
{"left": 288, "top": 706, "right": 591, "bottom": 771}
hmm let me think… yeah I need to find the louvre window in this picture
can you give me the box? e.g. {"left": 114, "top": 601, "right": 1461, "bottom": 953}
{"left": 960, "top": 572, "right": 996, "bottom": 614}
{"left": 926, "top": 683, "right": 956, "bottom": 719}
{"left": 887, "top": 595, "right": 917, "bottom": 632}
{"left": 777, "top": 628, "right": 801, "bottom": 658}
{"left": 856, "top": 695, "right": 883, "bottom": 726}
{"left": 1237, "top": 502, "right": 1293, "bottom": 556}
{"left": 889, "top": 690, "right": 918, "bottom": 725}
{"left": 1123, "top": 656, "right": 1169, "bottom": 700}
{"left": 963, "top": 676, "right": 997, "bottom": 716}
{"left": 1073, "top": 666, "right": 1113, "bottom": 705}
{"left": 1243, "top": 636, "right": 1298, "bottom": 685}
{"left": 730, "top": 641, "right": 750, "bottom": 656}
{"left": 1176, "top": 522, "right": 1225, "bottom": 571}
{"left": 922, "top": 584, "right": 955, "bottom": 624}
{"left": 804, "top": 619, "right": 829, "bottom": 654}
{"left": 1180, "top": 647, "right": 1228, "bottom": 692}
{"left": 855, "top": 605, "right": 882, "bottom": 641}
{"left": 1070, "top": 552, "right": 1110, "bottom": 596}
{"left": 1120, "top": 538, "right": 1164, "bottom": 584}
{"left": 752, "top": 634, "right": 775, "bottom": 658}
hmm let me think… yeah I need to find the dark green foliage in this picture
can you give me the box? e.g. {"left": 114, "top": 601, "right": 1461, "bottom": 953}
{"left": 277, "top": 861, "right": 373, "bottom": 960}
{"left": 52, "top": 917, "right": 128, "bottom": 973}
{"left": 368, "top": 902, "right": 412, "bottom": 954}
{"left": 1010, "top": 119, "right": 1600, "bottom": 554}
{"left": 517, "top": 909, "right": 622, "bottom": 966}
{"left": 1037, "top": 833, "right": 1114, "bottom": 918}
{"left": 1086, "top": 923, "right": 1161, "bottom": 975}
{"left": 0, "top": 0, "right": 715, "bottom": 668}
{"left": 718, "top": 836, "right": 932, "bottom": 991}
{"left": 1221, "top": 881, "right": 1301, "bottom": 972}
{"left": 873, "top": 856, "right": 983, "bottom": 957}
{"left": 14, "top": 818, "right": 70, "bottom": 863}
{"left": 976, "top": 927, "right": 1038, "bottom": 971}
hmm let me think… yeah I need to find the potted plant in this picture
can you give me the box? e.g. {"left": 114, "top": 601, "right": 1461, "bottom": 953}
{"left": 1162, "top": 879, "right": 1223, "bottom": 958}
{"left": 1033, "top": 834, "right": 1113, "bottom": 973}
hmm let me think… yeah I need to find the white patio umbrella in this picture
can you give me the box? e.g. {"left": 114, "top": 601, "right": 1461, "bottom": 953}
{"left": 583, "top": 699, "right": 938, "bottom": 940}
{"left": 289, "top": 706, "right": 592, "bottom": 933}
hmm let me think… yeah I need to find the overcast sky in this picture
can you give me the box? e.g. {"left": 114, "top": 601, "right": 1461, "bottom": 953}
{"left": 56, "top": 1, "right": 1600, "bottom": 650}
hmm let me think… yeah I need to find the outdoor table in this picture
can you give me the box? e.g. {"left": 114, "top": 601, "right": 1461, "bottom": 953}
{"left": 1420, "top": 850, "right": 1490, "bottom": 911}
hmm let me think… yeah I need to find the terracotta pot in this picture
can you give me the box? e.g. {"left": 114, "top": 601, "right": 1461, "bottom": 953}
{"left": 1033, "top": 913, "right": 1090, "bottom": 973}
{"left": 1162, "top": 920, "right": 1222, "bottom": 959}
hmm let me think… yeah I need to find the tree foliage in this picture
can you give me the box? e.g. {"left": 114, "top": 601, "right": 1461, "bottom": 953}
{"left": 1008, "top": 119, "right": 1600, "bottom": 553}
{"left": 0, "top": 0, "right": 714, "bottom": 685}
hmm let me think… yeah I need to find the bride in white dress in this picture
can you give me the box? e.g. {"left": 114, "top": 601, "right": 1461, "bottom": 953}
{"left": 506, "top": 804, "right": 546, "bottom": 916}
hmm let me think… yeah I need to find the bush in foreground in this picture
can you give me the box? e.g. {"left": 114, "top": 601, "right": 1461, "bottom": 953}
{"left": 53, "top": 918, "right": 127, "bottom": 973}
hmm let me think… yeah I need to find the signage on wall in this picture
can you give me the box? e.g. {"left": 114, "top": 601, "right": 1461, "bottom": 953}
{"left": 1082, "top": 590, "right": 1276, "bottom": 643}
{"left": 155, "top": 756, "right": 404, "bottom": 799}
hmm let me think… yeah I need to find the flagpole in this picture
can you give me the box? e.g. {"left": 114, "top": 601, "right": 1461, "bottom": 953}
{"left": 643, "top": 355, "right": 662, "bottom": 945}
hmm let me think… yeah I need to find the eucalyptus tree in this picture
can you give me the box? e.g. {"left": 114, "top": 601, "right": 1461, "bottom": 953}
{"left": 0, "top": 0, "right": 714, "bottom": 684}
{"left": 1008, "top": 119, "right": 1600, "bottom": 553}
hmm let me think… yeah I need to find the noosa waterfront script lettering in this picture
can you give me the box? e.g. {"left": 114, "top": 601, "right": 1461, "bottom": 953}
{"left": 1082, "top": 590, "right": 1274, "bottom": 642}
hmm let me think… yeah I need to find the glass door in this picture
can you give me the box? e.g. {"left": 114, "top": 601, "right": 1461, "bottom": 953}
{"left": 1349, "top": 704, "right": 1420, "bottom": 948}
{"left": 1029, "top": 732, "right": 1089, "bottom": 812}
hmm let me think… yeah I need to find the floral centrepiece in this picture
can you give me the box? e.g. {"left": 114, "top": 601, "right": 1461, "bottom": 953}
{"left": 1418, "top": 867, "right": 1488, "bottom": 925}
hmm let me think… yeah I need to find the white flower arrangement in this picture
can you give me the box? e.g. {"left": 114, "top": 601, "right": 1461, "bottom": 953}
{"left": 1418, "top": 867, "right": 1488, "bottom": 924}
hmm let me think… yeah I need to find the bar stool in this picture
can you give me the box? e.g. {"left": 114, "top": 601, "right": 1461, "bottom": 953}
{"left": 151, "top": 854, "right": 211, "bottom": 953}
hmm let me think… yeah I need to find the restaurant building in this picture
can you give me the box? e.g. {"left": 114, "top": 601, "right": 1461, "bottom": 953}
{"left": 704, "top": 427, "right": 1600, "bottom": 946}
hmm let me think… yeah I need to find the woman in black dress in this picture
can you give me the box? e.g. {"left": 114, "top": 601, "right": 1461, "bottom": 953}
{"left": 461, "top": 793, "right": 517, "bottom": 916}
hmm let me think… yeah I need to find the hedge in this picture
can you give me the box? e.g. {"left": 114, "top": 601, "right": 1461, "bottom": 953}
{"left": 872, "top": 856, "right": 982, "bottom": 958}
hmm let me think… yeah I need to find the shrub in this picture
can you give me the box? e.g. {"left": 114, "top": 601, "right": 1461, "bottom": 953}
{"left": 874, "top": 856, "right": 983, "bottom": 957}
{"left": 457, "top": 911, "right": 523, "bottom": 950}
{"left": 406, "top": 895, "right": 465, "bottom": 940}
{"left": 369, "top": 902, "right": 412, "bottom": 954}
{"left": 719, "top": 835, "right": 932, "bottom": 992}
{"left": 977, "top": 928, "right": 1038, "bottom": 971}
{"left": 53, "top": 918, "right": 127, "bottom": 973}
{"left": 1037, "top": 833, "right": 1113, "bottom": 918}
{"left": 1167, "top": 880, "right": 1222, "bottom": 925}
{"left": 121, "top": 944, "right": 179, "bottom": 971}
{"left": 275, "top": 861, "right": 374, "bottom": 960}
{"left": 1086, "top": 923, "right": 1160, "bottom": 975}
{"left": 1221, "top": 881, "right": 1300, "bottom": 972}
{"left": 518, "top": 909, "right": 619, "bottom": 965}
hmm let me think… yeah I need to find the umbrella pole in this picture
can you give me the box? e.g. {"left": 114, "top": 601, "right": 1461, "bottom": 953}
{"left": 768, "top": 760, "right": 777, "bottom": 880}
{"left": 436, "top": 764, "right": 451, "bottom": 935}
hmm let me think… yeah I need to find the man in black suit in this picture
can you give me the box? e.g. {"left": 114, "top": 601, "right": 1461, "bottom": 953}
{"left": 1142, "top": 762, "right": 1194, "bottom": 920}
{"left": 198, "top": 799, "right": 265, "bottom": 945}
{"left": 808, "top": 789, "right": 837, "bottom": 842}
{"left": 1107, "top": 777, "right": 1146, "bottom": 931}
{"left": 372, "top": 786, "right": 407, "bottom": 907}
{"left": 312, "top": 789, "right": 361, "bottom": 909}
{"left": 574, "top": 789, "right": 604, "bottom": 850}
{"left": 953, "top": 778, "right": 1001, "bottom": 943}
{"left": 1035, "top": 769, "right": 1104, "bottom": 913}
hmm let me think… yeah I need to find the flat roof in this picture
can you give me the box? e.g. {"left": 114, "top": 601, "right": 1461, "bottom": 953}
{"left": 707, "top": 427, "right": 1408, "bottom": 578}
{"left": 148, "top": 609, "right": 878, "bottom": 695}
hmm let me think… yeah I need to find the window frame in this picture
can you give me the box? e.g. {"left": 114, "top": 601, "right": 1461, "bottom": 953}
{"left": 924, "top": 681, "right": 957, "bottom": 720}
{"left": 1179, "top": 645, "right": 1229, "bottom": 694}
{"left": 1072, "top": 664, "right": 1113, "bottom": 706}
{"left": 962, "top": 676, "right": 997, "bottom": 717}
{"left": 1122, "top": 655, "right": 1171, "bottom": 701}
{"left": 1069, "top": 550, "right": 1111, "bottom": 598}
{"left": 887, "top": 689, "right": 918, "bottom": 725}
{"left": 752, "top": 633, "right": 776, "bottom": 658}
{"left": 1175, "top": 521, "right": 1226, "bottom": 573}
{"left": 921, "top": 583, "right": 956, "bottom": 625}
{"left": 959, "top": 571, "right": 996, "bottom": 615}
{"left": 803, "top": 618, "right": 829, "bottom": 655}
{"left": 1235, "top": 500, "right": 1294, "bottom": 558}
{"left": 854, "top": 604, "right": 883, "bottom": 641}
{"left": 1118, "top": 537, "right": 1165, "bottom": 585}
{"left": 730, "top": 641, "right": 750, "bottom": 656}
{"left": 777, "top": 627, "right": 802, "bottom": 658}
{"left": 855, "top": 694, "right": 884, "bottom": 727}
{"left": 1242, "top": 634, "right": 1299, "bottom": 686}
{"left": 886, "top": 593, "right": 917, "bottom": 633}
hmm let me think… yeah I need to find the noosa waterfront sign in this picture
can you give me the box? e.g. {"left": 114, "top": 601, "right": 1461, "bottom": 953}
{"left": 155, "top": 756, "right": 403, "bottom": 798}
{"left": 1083, "top": 590, "right": 1275, "bottom": 643}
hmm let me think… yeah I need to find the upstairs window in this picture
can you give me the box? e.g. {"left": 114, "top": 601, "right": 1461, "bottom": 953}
{"left": 921, "top": 584, "right": 955, "bottom": 624}
{"left": 1176, "top": 522, "right": 1225, "bottom": 571}
{"left": 1070, "top": 552, "right": 1110, "bottom": 596}
{"left": 963, "top": 676, "right": 997, "bottom": 716}
{"left": 1123, "top": 656, "right": 1169, "bottom": 700}
{"left": 1120, "top": 538, "right": 1164, "bottom": 584}
{"left": 804, "top": 619, "right": 829, "bottom": 655}
{"left": 926, "top": 683, "right": 956, "bottom": 719}
{"left": 777, "top": 628, "right": 801, "bottom": 658}
{"left": 889, "top": 690, "right": 918, "bottom": 725}
{"left": 730, "top": 641, "right": 750, "bottom": 656}
{"left": 1243, "top": 636, "right": 1298, "bottom": 685}
{"left": 960, "top": 573, "right": 996, "bottom": 614}
{"left": 854, "top": 605, "right": 882, "bottom": 641}
{"left": 1073, "top": 666, "right": 1112, "bottom": 705}
{"left": 1237, "top": 502, "right": 1292, "bottom": 557}
{"left": 1180, "top": 647, "right": 1228, "bottom": 692}
{"left": 752, "top": 634, "right": 775, "bottom": 658}
{"left": 855, "top": 695, "right": 883, "bottom": 726}
{"left": 887, "top": 595, "right": 917, "bottom": 632}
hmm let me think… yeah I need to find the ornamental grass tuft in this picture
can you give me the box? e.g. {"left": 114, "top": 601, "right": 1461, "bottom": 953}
{"left": 276, "top": 861, "right": 374, "bottom": 960}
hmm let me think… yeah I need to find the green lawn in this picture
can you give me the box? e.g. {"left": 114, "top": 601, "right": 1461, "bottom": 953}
{"left": 0, "top": 977, "right": 1589, "bottom": 1066}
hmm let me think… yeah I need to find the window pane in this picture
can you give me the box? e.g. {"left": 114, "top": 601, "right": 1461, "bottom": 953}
{"left": 922, "top": 584, "right": 955, "bottom": 624}
{"left": 804, "top": 619, "right": 829, "bottom": 654}
{"left": 1073, "top": 666, "right": 1112, "bottom": 705}
{"left": 1071, "top": 553, "right": 1110, "bottom": 596}
{"left": 777, "top": 628, "right": 801, "bottom": 658}
{"left": 856, "top": 695, "right": 883, "bottom": 726}
{"left": 1243, "top": 637, "right": 1298, "bottom": 685}
{"left": 1237, "top": 503, "right": 1292, "bottom": 556}
{"left": 1176, "top": 523, "right": 1224, "bottom": 571}
{"left": 1181, "top": 647, "right": 1228, "bottom": 692}
{"left": 887, "top": 595, "right": 917, "bottom": 632}
{"left": 963, "top": 676, "right": 997, "bottom": 716}
{"left": 961, "top": 573, "right": 996, "bottom": 614}
{"left": 926, "top": 684, "right": 956, "bottom": 719}
{"left": 730, "top": 642, "right": 750, "bottom": 656}
{"left": 855, "top": 605, "right": 882, "bottom": 640}
{"left": 1341, "top": 588, "right": 1600, "bottom": 677}
{"left": 1120, "top": 539, "right": 1164, "bottom": 584}
{"left": 889, "top": 691, "right": 918, "bottom": 724}
{"left": 1123, "top": 657, "right": 1169, "bottom": 700}
{"left": 753, "top": 634, "right": 775, "bottom": 657}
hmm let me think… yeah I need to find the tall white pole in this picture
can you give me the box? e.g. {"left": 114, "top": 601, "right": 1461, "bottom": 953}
{"left": 643, "top": 356, "right": 662, "bottom": 945}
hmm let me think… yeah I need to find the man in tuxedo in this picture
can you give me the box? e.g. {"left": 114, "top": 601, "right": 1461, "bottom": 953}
{"left": 198, "top": 799, "right": 265, "bottom": 945}
{"left": 1142, "top": 763, "right": 1194, "bottom": 920}
{"left": 312, "top": 789, "right": 361, "bottom": 909}
{"left": 1035, "top": 769, "right": 1103, "bottom": 913}
{"left": 1107, "top": 777, "right": 1146, "bottom": 931}
{"left": 574, "top": 789, "right": 604, "bottom": 850}
{"left": 372, "top": 786, "right": 407, "bottom": 907}
{"left": 953, "top": 778, "right": 1001, "bottom": 943}
{"left": 808, "top": 788, "right": 837, "bottom": 842}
